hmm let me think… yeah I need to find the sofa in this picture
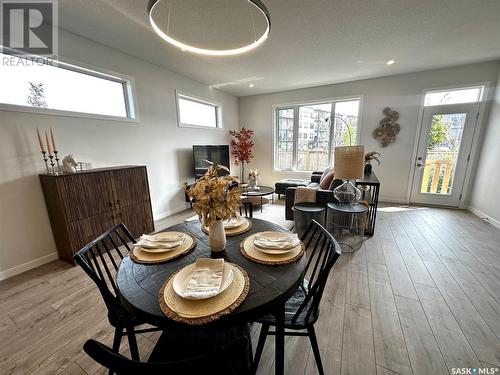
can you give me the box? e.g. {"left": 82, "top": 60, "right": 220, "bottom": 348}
{"left": 274, "top": 172, "right": 323, "bottom": 198}
{"left": 284, "top": 173, "right": 342, "bottom": 221}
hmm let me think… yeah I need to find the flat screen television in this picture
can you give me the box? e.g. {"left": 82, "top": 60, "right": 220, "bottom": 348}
{"left": 193, "top": 145, "right": 230, "bottom": 179}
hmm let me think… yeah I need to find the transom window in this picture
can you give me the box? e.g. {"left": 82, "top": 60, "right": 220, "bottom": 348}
{"left": 176, "top": 91, "right": 221, "bottom": 129}
{"left": 0, "top": 52, "right": 134, "bottom": 119}
{"left": 424, "top": 86, "right": 484, "bottom": 106}
{"left": 275, "top": 99, "right": 361, "bottom": 171}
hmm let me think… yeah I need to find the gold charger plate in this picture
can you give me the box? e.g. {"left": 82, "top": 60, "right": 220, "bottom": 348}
{"left": 240, "top": 233, "right": 305, "bottom": 265}
{"left": 130, "top": 232, "right": 196, "bottom": 264}
{"left": 202, "top": 218, "right": 252, "bottom": 237}
{"left": 159, "top": 263, "right": 249, "bottom": 325}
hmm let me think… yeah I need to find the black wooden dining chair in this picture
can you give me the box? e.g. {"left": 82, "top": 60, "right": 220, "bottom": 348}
{"left": 83, "top": 336, "right": 251, "bottom": 375}
{"left": 73, "top": 223, "right": 161, "bottom": 365}
{"left": 240, "top": 200, "right": 253, "bottom": 218}
{"left": 252, "top": 220, "right": 341, "bottom": 375}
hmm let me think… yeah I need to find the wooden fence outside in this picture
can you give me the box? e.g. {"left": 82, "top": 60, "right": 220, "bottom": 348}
{"left": 277, "top": 150, "right": 329, "bottom": 171}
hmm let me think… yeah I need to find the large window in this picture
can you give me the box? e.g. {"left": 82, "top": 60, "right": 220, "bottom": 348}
{"left": 275, "top": 98, "right": 361, "bottom": 171}
{"left": 0, "top": 52, "right": 134, "bottom": 119}
{"left": 176, "top": 92, "right": 221, "bottom": 129}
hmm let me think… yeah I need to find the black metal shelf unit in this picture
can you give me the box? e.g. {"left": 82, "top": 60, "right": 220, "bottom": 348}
{"left": 355, "top": 172, "right": 380, "bottom": 236}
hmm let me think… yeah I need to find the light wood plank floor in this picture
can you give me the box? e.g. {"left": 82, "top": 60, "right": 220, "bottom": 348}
{"left": 1, "top": 200, "right": 500, "bottom": 374}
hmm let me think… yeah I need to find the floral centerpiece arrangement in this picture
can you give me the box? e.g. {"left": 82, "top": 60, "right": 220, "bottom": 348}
{"left": 248, "top": 169, "right": 260, "bottom": 189}
{"left": 229, "top": 127, "right": 254, "bottom": 183}
{"left": 187, "top": 162, "right": 241, "bottom": 251}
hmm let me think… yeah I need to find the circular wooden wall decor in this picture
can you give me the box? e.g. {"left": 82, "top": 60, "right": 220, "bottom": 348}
{"left": 373, "top": 107, "right": 401, "bottom": 147}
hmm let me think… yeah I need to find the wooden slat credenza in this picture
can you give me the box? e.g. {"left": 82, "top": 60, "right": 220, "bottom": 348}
{"left": 39, "top": 165, "right": 154, "bottom": 265}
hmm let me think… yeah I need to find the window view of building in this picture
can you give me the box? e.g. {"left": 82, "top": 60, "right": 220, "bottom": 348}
{"left": 275, "top": 99, "right": 360, "bottom": 171}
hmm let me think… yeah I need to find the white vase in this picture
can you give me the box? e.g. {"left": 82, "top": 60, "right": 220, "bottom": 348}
{"left": 209, "top": 219, "right": 226, "bottom": 252}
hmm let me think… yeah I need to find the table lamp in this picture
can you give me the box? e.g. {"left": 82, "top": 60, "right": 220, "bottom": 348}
{"left": 333, "top": 145, "right": 365, "bottom": 205}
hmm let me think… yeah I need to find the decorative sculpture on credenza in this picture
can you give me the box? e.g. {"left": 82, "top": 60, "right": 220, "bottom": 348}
{"left": 62, "top": 154, "right": 78, "bottom": 173}
{"left": 372, "top": 107, "right": 401, "bottom": 147}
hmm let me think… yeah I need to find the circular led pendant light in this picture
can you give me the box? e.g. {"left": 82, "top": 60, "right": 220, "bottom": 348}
{"left": 147, "top": 0, "right": 271, "bottom": 56}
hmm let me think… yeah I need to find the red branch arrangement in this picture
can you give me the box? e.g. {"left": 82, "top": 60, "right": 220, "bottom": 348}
{"left": 229, "top": 127, "right": 254, "bottom": 182}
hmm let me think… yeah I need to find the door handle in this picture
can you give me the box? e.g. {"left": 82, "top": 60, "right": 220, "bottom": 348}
{"left": 416, "top": 163, "right": 428, "bottom": 168}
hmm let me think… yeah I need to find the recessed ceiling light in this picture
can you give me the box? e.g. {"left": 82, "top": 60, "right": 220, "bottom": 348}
{"left": 386, "top": 59, "right": 395, "bottom": 65}
{"left": 249, "top": 84, "right": 254, "bottom": 88}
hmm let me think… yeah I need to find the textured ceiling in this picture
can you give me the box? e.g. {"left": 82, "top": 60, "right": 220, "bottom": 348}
{"left": 58, "top": 0, "right": 500, "bottom": 97}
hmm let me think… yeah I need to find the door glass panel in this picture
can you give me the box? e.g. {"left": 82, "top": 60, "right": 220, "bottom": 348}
{"left": 420, "top": 113, "right": 466, "bottom": 195}
{"left": 276, "top": 108, "right": 294, "bottom": 170}
{"left": 424, "top": 87, "right": 482, "bottom": 106}
{"left": 297, "top": 103, "right": 332, "bottom": 171}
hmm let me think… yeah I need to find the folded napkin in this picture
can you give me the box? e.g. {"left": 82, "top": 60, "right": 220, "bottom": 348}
{"left": 136, "top": 233, "right": 185, "bottom": 249}
{"left": 254, "top": 232, "right": 300, "bottom": 250}
{"left": 224, "top": 214, "right": 243, "bottom": 229}
{"left": 182, "top": 258, "right": 224, "bottom": 299}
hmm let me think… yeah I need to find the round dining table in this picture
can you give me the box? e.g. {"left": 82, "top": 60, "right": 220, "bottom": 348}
{"left": 117, "top": 218, "right": 307, "bottom": 375}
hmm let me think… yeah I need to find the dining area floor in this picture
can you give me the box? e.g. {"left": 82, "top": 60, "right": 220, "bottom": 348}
{"left": 1, "top": 200, "right": 500, "bottom": 375}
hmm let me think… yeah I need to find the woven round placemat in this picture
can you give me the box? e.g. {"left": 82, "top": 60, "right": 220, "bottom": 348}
{"left": 240, "top": 233, "right": 305, "bottom": 265}
{"left": 159, "top": 263, "right": 249, "bottom": 325}
{"left": 130, "top": 232, "right": 197, "bottom": 264}
{"left": 202, "top": 218, "right": 252, "bottom": 237}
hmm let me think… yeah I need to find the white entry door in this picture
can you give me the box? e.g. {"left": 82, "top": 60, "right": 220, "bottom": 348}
{"left": 410, "top": 103, "right": 479, "bottom": 206}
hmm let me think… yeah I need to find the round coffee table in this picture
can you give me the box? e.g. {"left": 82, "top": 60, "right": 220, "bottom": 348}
{"left": 241, "top": 186, "right": 275, "bottom": 213}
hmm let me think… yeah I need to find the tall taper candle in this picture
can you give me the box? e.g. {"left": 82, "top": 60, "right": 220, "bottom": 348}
{"left": 50, "top": 128, "right": 57, "bottom": 151}
{"left": 36, "top": 128, "right": 45, "bottom": 152}
{"left": 45, "top": 130, "right": 53, "bottom": 156}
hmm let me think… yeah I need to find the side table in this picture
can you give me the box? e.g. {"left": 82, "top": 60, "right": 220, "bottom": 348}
{"left": 326, "top": 203, "right": 368, "bottom": 253}
{"left": 355, "top": 172, "right": 380, "bottom": 236}
{"left": 293, "top": 203, "right": 326, "bottom": 238}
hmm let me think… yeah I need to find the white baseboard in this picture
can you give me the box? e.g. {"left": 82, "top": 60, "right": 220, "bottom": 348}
{"left": 0, "top": 206, "right": 192, "bottom": 282}
{"left": 0, "top": 252, "right": 59, "bottom": 281}
{"left": 153, "top": 204, "right": 191, "bottom": 222}
{"left": 378, "top": 197, "right": 409, "bottom": 204}
{"left": 467, "top": 206, "right": 500, "bottom": 230}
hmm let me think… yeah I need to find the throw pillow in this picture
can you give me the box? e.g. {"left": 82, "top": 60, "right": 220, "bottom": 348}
{"left": 329, "top": 178, "right": 344, "bottom": 191}
{"left": 319, "top": 166, "right": 332, "bottom": 183}
{"left": 320, "top": 171, "right": 334, "bottom": 189}
{"left": 294, "top": 186, "right": 318, "bottom": 204}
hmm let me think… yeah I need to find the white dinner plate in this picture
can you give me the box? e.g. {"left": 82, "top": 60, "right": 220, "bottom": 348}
{"left": 253, "top": 231, "right": 300, "bottom": 254}
{"left": 139, "top": 232, "right": 186, "bottom": 253}
{"left": 224, "top": 216, "right": 245, "bottom": 229}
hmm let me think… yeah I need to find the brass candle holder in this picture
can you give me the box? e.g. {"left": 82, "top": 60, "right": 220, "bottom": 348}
{"left": 41, "top": 151, "right": 50, "bottom": 174}
{"left": 48, "top": 154, "right": 56, "bottom": 175}
{"left": 54, "top": 150, "right": 61, "bottom": 174}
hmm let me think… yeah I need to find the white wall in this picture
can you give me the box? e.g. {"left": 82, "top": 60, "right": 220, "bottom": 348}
{"left": 468, "top": 65, "right": 500, "bottom": 227}
{"left": 238, "top": 61, "right": 499, "bottom": 202}
{"left": 0, "top": 30, "right": 239, "bottom": 278}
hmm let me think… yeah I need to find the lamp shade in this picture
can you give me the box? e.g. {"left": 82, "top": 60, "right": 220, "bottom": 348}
{"left": 334, "top": 145, "right": 365, "bottom": 180}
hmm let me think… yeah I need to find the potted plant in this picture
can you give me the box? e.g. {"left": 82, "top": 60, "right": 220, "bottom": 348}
{"left": 364, "top": 151, "right": 381, "bottom": 174}
{"left": 248, "top": 169, "right": 260, "bottom": 189}
{"left": 187, "top": 162, "right": 241, "bottom": 252}
{"left": 229, "top": 127, "right": 255, "bottom": 183}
